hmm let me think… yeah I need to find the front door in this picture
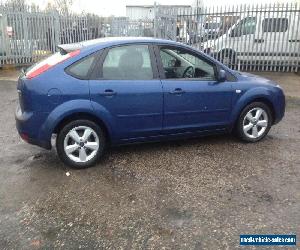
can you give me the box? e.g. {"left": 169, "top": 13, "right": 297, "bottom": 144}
{"left": 155, "top": 45, "right": 233, "bottom": 134}
{"left": 89, "top": 44, "right": 163, "bottom": 142}
{"left": 228, "top": 16, "right": 257, "bottom": 62}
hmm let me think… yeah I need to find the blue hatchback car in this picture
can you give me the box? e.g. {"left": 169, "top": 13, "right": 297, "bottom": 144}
{"left": 16, "top": 37, "right": 285, "bottom": 168}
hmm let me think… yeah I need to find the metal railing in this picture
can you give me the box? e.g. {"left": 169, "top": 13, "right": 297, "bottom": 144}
{"left": 158, "top": 3, "right": 300, "bottom": 72}
{"left": 0, "top": 3, "right": 299, "bottom": 72}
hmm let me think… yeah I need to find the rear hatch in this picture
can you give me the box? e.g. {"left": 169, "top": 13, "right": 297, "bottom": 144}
{"left": 18, "top": 44, "right": 82, "bottom": 112}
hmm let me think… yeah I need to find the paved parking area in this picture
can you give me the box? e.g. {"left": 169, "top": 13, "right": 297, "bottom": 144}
{"left": 0, "top": 73, "right": 299, "bottom": 249}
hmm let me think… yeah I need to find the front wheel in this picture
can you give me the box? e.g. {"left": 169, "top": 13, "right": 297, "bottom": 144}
{"left": 56, "top": 120, "right": 106, "bottom": 169}
{"left": 236, "top": 102, "right": 272, "bottom": 142}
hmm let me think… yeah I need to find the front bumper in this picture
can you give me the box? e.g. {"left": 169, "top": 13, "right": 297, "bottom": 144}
{"left": 15, "top": 105, "right": 51, "bottom": 149}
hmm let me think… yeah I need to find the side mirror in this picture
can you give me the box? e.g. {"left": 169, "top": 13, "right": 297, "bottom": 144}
{"left": 217, "top": 69, "right": 226, "bottom": 82}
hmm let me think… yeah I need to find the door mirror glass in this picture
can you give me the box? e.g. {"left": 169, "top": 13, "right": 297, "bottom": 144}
{"left": 230, "top": 29, "right": 237, "bottom": 37}
{"left": 217, "top": 69, "right": 226, "bottom": 82}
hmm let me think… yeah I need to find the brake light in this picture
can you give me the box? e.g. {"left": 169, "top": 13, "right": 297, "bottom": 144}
{"left": 26, "top": 50, "right": 80, "bottom": 79}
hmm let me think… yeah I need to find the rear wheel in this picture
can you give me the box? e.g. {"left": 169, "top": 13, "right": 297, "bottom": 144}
{"left": 236, "top": 102, "right": 272, "bottom": 142}
{"left": 56, "top": 120, "right": 106, "bottom": 169}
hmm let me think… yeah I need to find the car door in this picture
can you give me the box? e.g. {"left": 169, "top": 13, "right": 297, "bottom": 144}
{"left": 254, "top": 16, "right": 289, "bottom": 62}
{"left": 288, "top": 13, "right": 300, "bottom": 68}
{"left": 89, "top": 44, "right": 163, "bottom": 141}
{"left": 155, "top": 45, "right": 233, "bottom": 134}
{"left": 228, "top": 16, "right": 257, "bottom": 62}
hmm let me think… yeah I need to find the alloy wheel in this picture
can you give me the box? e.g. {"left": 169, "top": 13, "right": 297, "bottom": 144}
{"left": 242, "top": 107, "right": 269, "bottom": 139}
{"left": 63, "top": 126, "right": 100, "bottom": 163}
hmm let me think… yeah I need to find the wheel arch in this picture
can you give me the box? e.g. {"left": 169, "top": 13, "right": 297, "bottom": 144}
{"left": 230, "top": 93, "right": 276, "bottom": 132}
{"left": 244, "top": 97, "right": 275, "bottom": 124}
{"left": 53, "top": 112, "right": 111, "bottom": 144}
{"left": 232, "top": 97, "right": 276, "bottom": 132}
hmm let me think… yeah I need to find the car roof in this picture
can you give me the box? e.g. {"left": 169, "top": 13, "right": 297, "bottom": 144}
{"left": 58, "top": 37, "right": 179, "bottom": 53}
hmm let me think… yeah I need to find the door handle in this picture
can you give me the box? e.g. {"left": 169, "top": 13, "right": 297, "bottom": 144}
{"left": 254, "top": 39, "right": 264, "bottom": 43}
{"left": 169, "top": 88, "right": 185, "bottom": 95}
{"left": 99, "top": 89, "right": 117, "bottom": 97}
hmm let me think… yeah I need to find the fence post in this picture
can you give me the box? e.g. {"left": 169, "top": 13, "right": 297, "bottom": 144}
{"left": 154, "top": 2, "right": 157, "bottom": 38}
{"left": 53, "top": 11, "right": 60, "bottom": 51}
{"left": 22, "top": 12, "right": 29, "bottom": 64}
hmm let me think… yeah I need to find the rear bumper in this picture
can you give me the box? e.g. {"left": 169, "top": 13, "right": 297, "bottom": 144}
{"left": 15, "top": 105, "right": 51, "bottom": 150}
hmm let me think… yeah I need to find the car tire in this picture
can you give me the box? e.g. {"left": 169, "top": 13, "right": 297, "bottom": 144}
{"left": 56, "top": 119, "right": 106, "bottom": 169}
{"left": 236, "top": 102, "right": 272, "bottom": 143}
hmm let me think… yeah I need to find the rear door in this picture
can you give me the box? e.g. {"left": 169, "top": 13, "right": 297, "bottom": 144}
{"left": 254, "top": 15, "right": 289, "bottom": 62}
{"left": 89, "top": 44, "right": 163, "bottom": 142}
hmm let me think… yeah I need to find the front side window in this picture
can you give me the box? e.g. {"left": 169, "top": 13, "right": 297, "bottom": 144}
{"left": 231, "top": 17, "right": 257, "bottom": 37}
{"left": 262, "top": 18, "right": 288, "bottom": 32}
{"left": 102, "top": 45, "right": 153, "bottom": 80}
{"left": 159, "top": 47, "right": 215, "bottom": 80}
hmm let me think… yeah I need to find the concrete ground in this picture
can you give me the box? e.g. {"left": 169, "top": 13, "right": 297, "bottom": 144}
{"left": 0, "top": 71, "right": 299, "bottom": 249}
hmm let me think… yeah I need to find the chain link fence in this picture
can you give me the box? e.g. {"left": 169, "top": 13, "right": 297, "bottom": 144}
{"left": 0, "top": 3, "right": 299, "bottom": 72}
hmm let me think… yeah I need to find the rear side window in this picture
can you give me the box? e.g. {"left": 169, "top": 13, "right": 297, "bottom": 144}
{"left": 66, "top": 53, "right": 97, "bottom": 79}
{"left": 262, "top": 18, "right": 288, "bottom": 32}
{"left": 102, "top": 45, "right": 153, "bottom": 80}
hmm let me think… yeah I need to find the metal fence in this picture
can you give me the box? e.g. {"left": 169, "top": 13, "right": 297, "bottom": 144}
{"left": 171, "top": 3, "right": 300, "bottom": 72}
{"left": 0, "top": 6, "right": 108, "bottom": 65}
{"left": 0, "top": 3, "right": 299, "bottom": 72}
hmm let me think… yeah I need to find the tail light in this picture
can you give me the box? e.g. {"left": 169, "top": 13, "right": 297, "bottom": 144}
{"left": 26, "top": 50, "right": 80, "bottom": 79}
{"left": 20, "top": 133, "right": 30, "bottom": 142}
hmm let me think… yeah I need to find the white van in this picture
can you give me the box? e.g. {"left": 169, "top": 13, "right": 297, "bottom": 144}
{"left": 0, "top": 14, "right": 5, "bottom": 58}
{"left": 202, "top": 16, "right": 222, "bottom": 40}
{"left": 202, "top": 9, "right": 300, "bottom": 68}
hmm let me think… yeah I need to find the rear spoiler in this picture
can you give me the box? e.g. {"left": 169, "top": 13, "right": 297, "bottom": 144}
{"left": 56, "top": 43, "right": 83, "bottom": 55}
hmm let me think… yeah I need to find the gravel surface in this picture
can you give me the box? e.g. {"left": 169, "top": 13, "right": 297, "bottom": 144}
{"left": 0, "top": 79, "right": 299, "bottom": 249}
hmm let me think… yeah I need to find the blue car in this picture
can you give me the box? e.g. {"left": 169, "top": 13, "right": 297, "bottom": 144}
{"left": 16, "top": 37, "right": 285, "bottom": 168}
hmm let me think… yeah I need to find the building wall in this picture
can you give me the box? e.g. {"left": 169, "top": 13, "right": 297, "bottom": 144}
{"left": 126, "top": 5, "right": 192, "bottom": 20}
{"left": 126, "top": 6, "right": 154, "bottom": 20}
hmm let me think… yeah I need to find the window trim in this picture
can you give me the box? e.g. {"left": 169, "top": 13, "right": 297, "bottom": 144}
{"left": 90, "top": 43, "right": 159, "bottom": 81}
{"left": 154, "top": 44, "right": 219, "bottom": 81}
